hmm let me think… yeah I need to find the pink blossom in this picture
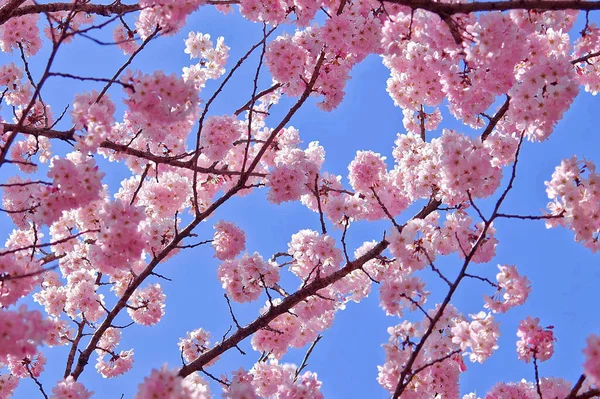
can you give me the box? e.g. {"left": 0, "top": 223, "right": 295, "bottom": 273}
{"left": 50, "top": 376, "right": 93, "bottom": 399}
{"left": 484, "top": 265, "right": 531, "bottom": 313}
{"left": 0, "top": 374, "right": 19, "bottom": 398}
{"left": 134, "top": 365, "right": 205, "bottom": 399}
{"left": 348, "top": 150, "right": 388, "bottom": 192}
{"left": 127, "top": 283, "right": 166, "bottom": 326}
{"left": 583, "top": 334, "right": 600, "bottom": 386}
{"left": 136, "top": 0, "right": 207, "bottom": 38}
{"left": 516, "top": 316, "right": 555, "bottom": 363}
{"left": 200, "top": 115, "right": 243, "bottom": 162}
{"left": 178, "top": 328, "right": 218, "bottom": 365}
{"left": 213, "top": 220, "right": 246, "bottom": 260}
{"left": 217, "top": 252, "right": 279, "bottom": 303}
{"left": 96, "top": 349, "right": 134, "bottom": 378}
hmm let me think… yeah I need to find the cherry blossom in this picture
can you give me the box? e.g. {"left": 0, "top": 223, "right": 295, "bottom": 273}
{"left": 484, "top": 265, "right": 531, "bottom": 313}
{"left": 516, "top": 316, "right": 555, "bottom": 363}
{"left": 50, "top": 376, "right": 93, "bottom": 399}
{"left": 212, "top": 220, "right": 246, "bottom": 261}
{"left": 0, "top": 1, "right": 599, "bottom": 397}
{"left": 583, "top": 334, "right": 600, "bottom": 386}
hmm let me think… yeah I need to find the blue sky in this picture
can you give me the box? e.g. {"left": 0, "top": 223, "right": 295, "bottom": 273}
{"left": 2, "top": 4, "right": 600, "bottom": 398}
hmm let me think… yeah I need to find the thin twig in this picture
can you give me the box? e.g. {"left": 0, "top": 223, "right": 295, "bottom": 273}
{"left": 294, "top": 335, "right": 322, "bottom": 381}
{"left": 224, "top": 294, "right": 242, "bottom": 329}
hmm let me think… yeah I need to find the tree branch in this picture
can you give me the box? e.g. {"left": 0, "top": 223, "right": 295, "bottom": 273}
{"left": 2, "top": 2, "right": 141, "bottom": 25}
{"left": 382, "top": 0, "right": 600, "bottom": 15}
{"left": 178, "top": 239, "right": 389, "bottom": 377}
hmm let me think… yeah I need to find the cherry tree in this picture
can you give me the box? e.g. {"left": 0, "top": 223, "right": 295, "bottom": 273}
{"left": 0, "top": 0, "right": 599, "bottom": 397}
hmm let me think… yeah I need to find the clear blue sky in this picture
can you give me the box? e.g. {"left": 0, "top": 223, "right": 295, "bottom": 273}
{"left": 2, "top": 4, "right": 599, "bottom": 398}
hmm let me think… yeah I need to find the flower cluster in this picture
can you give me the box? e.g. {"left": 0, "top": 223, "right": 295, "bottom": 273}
{"left": 1, "top": 230, "right": 42, "bottom": 307}
{"left": 451, "top": 312, "right": 500, "bottom": 363}
{"left": 484, "top": 265, "right": 531, "bottom": 313}
{"left": 123, "top": 70, "right": 198, "bottom": 126}
{"left": 200, "top": 115, "right": 243, "bottom": 162}
{"left": 392, "top": 131, "right": 502, "bottom": 206}
{"left": 252, "top": 296, "right": 333, "bottom": 359}
{"left": 88, "top": 200, "right": 145, "bottom": 275}
{"left": 2, "top": 153, "right": 104, "bottom": 228}
{"left": 0, "top": 374, "right": 19, "bottom": 398}
{"left": 212, "top": 220, "right": 246, "bottom": 261}
{"left": 50, "top": 377, "right": 93, "bottom": 399}
{"left": 545, "top": 157, "right": 600, "bottom": 252}
{"left": 378, "top": 307, "right": 465, "bottom": 398}
{"left": 574, "top": 24, "right": 600, "bottom": 95}
{"left": 583, "top": 333, "right": 600, "bottom": 386}
{"left": 71, "top": 91, "right": 116, "bottom": 150}
{"left": 183, "top": 34, "right": 230, "bottom": 89}
{"left": 287, "top": 230, "right": 343, "bottom": 279}
{"left": 0, "top": 62, "right": 31, "bottom": 108}
{"left": 134, "top": 366, "right": 210, "bottom": 399}
{"left": 94, "top": 327, "right": 135, "bottom": 378}
{"left": 0, "top": 1, "right": 40, "bottom": 56}
{"left": 0, "top": 306, "right": 51, "bottom": 364}
{"left": 348, "top": 150, "right": 388, "bottom": 192}
{"left": 217, "top": 252, "right": 279, "bottom": 303}
{"left": 267, "top": 143, "right": 325, "bottom": 204}
{"left": 516, "top": 316, "right": 555, "bottom": 363}
{"left": 127, "top": 284, "right": 166, "bottom": 326}
{"left": 264, "top": 3, "right": 381, "bottom": 110}
{"left": 178, "top": 328, "right": 218, "bottom": 365}
{"left": 136, "top": 0, "right": 207, "bottom": 38}
{"left": 96, "top": 349, "right": 134, "bottom": 378}
{"left": 245, "top": 360, "right": 324, "bottom": 398}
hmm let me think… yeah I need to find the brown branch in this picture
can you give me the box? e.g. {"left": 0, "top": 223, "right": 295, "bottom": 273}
{"left": 382, "top": 0, "right": 600, "bottom": 15}
{"left": 418, "top": 105, "right": 426, "bottom": 141}
{"left": 294, "top": 335, "right": 322, "bottom": 381}
{"left": 0, "top": 180, "right": 52, "bottom": 188}
{"left": 3, "top": 2, "right": 141, "bottom": 25}
{"left": 241, "top": 23, "right": 269, "bottom": 174}
{"left": 178, "top": 196, "right": 442, "bottom": 378}
{"left": 224, "top": 293, "right": 242, "bottom": 329}
{"left": 481, "top": 95, "right": 510, "bottom": 141}
{"left": 0, "top": 0, "right": 26, "bottom": 25}
{"left": 371, "top": 187, "right": 402, "bottom": 233}
{"left": 400, "top": 293, "right": 432, "bottom": 322}
{"left": 463, "top": 272, "right": 498, "bottom": 288}
{"left": 0, "top": 229, "right": 97, "bottom": 258}
{"left": 313, "top": 175, "right": 327, "bottom": 235}
{"left": 2, "top": 123, "right": 75, "bottom": 141}
{"left": 70, "top": 40, "right": 328, "bottom": 381}
{"left": 0, "top": 264, "right": 58, "bottom": 282}
{"left": 533, "top": 355, "right": 543, "bottom": 399}
{"left": 200, "top": 368, "right": 230, "bottom": 386}
{"left": 408, "top": 349, "right": 461, "bottom": 380}
{"left": 191, "top": 25, "right": 277, "bottom": 213}
{"left": 64, "top": 320, "right": 85, "bottom": 378}
{"left": 577, "top": 389, "right": 600, "bottom": 399}
{"left": 26, "top": 363, "right": 49, "bottom": 399}
{"left": 567, "top": 375, "right": 586, "bottom": 399}
{"left": 424, "top": 251, "right": 452, "bottom": 287}
{"left": 1, "top": 124, "right": 267, "bottom": 176}
{"left": 178, "top": 239, "right": 389, "bottom": 377}
{"left": 392, "top": 133, "right": 526, "bottom": 398}
{"left": 234, "top": 84, "right": 282, "bottom": 116}
{"left": 130, "top": 164, "right": 151, "bottom": 206}
{"left": 572, "top": 51, "right": 600, "bottom": 64}
{"left": 100, "top": 140, "right": 262, "bottom": 176}
{"left": 96, "top": 27, "right": 160, "bottom": 103}
{"left": 496, "top": 212, "right": 565, "bottom": 221}
{"left": 48, "top": 72, "right": 133, "bottom": 90}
